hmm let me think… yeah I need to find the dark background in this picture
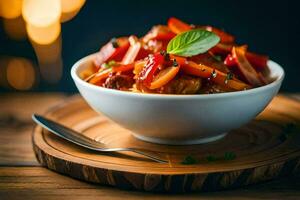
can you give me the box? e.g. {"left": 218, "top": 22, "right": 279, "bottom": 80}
{"left": 1, "top": 0, "right": 298, "bottom": 92}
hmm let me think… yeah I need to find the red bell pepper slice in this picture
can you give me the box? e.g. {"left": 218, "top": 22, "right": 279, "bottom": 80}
{"left": 143, "top": 25, "right": 176, "bottom": 43}
{"left": 245, "top": 51, "right": 269, "bottom": 71}
{"left": 212, "top": 43, "right": 268, "bottom": 70}
{"left": 167, "top": 17, "right": 235, "bottom": 44}
{"left": 112, "top": 63, "right": 134, "bottom": 73}
{"left": 89, "top": 63, "right": 134, "bottom": 85}
{"left": 201, "top": 26, "right": 235, "bottom": 43}
{"left": 224, "top": 52, "right": 269, "bottom": 85}
{"left": 224, "top": 54, "right": 237, "bottom": 67}
{"left": 138, "top": 53, "right": 165, "bottom": 87}
{"left": 122, "top": 36, "right": 142, "bottom": 64}
{"left": 232, "top": 46, "right": 264, "bottom": 86}
{"left": 167, "top": 17, "right": 192, "bottom": 34}
{"left": 136, "top": 46, "right": 152, "bottom": 61}
{"left": 210, "top": 43, "right": 233, "bottom": 55}
{"left": 173, "top": 55, "right": 251, "bottom": 91}
{"left": 155, "top": 32, "right": 176, "bottom": 41}
{"left": 94, "top": 37, "right": 129, "bottom": 67}
{"left": 149, "top": 65, "right": 180, "bottom": 89}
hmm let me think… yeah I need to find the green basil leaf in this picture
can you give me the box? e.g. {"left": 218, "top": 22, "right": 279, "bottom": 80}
{"left": 167, "top": 29, "right": 220, "bottom": 57}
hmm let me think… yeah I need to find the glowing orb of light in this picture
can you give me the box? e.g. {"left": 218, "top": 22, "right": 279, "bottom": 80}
{"left": 61, "top": 0, "right": 85, "bottom": 13}
{"left": 0, "top": 0, "right": 23, "bottom": 19}
{"left": 26, "top": 21, "right": 61, "bottom": 45}
{"left": 60, "top": 0, "right": 86, "bottom": 22}
{"left": 3, "top": 17, "right": 27, "bottom": 40}
{"left": 31, "top": 35, "right": 61, "bottom": 64}
{"left": 22, "top": 0, "right": 61, "bottom": 27}
{"left": 6, "top": 58, "right": 35, "bottom": 90}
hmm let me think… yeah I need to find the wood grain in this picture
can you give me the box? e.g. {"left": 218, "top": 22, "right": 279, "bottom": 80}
{"left": 1, "top": 167, "right": 300, "bottom": 200}
{"left": 32, "top": 95, "right": 300, "bottom": 192}
{"left": 0, "top": 93, "right": 66, "bottom": 166}
{"left": 1, "top": 93, "right": 300, "bottom": 199}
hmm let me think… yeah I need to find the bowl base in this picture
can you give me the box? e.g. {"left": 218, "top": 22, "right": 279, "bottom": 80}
{"left": 132, "top": 132, "right": 227, "bottom": 145}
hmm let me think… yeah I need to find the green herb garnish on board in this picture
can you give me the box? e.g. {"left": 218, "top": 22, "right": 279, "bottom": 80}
{"left": 181, "top": 155, "right": 198, "bottom": 165}
{"left": 206, "top": 152, "right": 236, "bottom": 162}
{"left": 181, "top": 152, "right": 237, "bottom": 165}
{"left": 206, "top": 155, "right": 217, "bottom": 162}
{"left": 167, "top": 29, "right": 220, "bottom": 57}
{"left": 224, "top": 152, "right": 236, "bottom": 160}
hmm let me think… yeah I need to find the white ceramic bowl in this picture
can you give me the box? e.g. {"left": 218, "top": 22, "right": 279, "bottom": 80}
{"left": 71, "top": 54, "right": 284, "bottom": 145}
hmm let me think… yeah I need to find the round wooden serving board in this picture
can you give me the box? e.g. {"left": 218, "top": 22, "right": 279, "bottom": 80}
{"left": 33, "top": 95, "right": 300, "bottom": 192}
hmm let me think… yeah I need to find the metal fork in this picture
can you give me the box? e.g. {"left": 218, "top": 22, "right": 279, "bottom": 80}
{"left": 32, "top": 114, "right": 167, "bottom": 163}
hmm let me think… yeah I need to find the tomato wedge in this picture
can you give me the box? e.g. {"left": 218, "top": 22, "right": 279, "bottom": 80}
{"left": 138, "top": 53, "right": 164, "bottom": 86}
{"left": 168, "top": 17, "right": 192, "bottom": 34}
{"left": 150, "top": 65, "right": 180, "bottom": 89}
{"left": 232, "top": 46, "right": 264, "bottom": 86}
{"left": 94, "top": 37, "right": 129, "bottom": 67}
{"left": 173, "top": 56, "right": 251, "bottom": 91}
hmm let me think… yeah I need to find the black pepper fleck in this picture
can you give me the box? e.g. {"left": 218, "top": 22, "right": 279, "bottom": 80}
{"left": 110, "top": 38, "right": 119, "bottom": 48}
{"left": 225, "top": 72, "right": 234, "bottom": 84}
{"left": 172, "top": 59, "right": 178, "bottom": 67}
{"left": 211, "top": 69, "right": 217, "bottom": 78}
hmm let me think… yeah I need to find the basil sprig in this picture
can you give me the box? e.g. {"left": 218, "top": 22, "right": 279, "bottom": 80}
{"left": 167, "top": 29, "right": 220, "bottom": 57}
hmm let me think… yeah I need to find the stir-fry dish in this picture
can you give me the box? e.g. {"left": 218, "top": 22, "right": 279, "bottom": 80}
{"left": 81, "top": 17, "right": 270, "bottom": 94}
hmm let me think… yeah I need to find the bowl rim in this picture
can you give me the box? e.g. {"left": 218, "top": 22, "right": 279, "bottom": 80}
{"left": 71, "top": 53, "right": 285, "bottom": 99}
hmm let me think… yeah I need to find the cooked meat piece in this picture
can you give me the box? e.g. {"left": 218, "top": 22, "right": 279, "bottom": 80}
{"left": 160, "top": 75, "right": 202, "bottom": 94}
{"left": 104, "top": 74, "right": 134, "bottom": 90}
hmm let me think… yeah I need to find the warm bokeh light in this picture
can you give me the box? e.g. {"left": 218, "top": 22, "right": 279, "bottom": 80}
{"left": 26, "top": 21, "right": 61, "bottom": 44}
{"left": 60, "top": 0, "right": 85, "bottom": 13}
{"left": 22, "top": 0, "right": 61, "bottom": 44}
{"left": 31, "top": 35, "right": 63, "bottom": 84}
{"left": 0, "top": 0, "right": 23, "bottom": 19}
{"left": 22, "top": 0, "right": 61, "bottom": 27}
{"left": 6, "top": 58, "right": 35, "bottom": 90}
{"left": 1, "top": 0, "right": 86, "bottom": 89}
{"left": 2, "top": 16, "right": 27, "bottom": 40}
{"left": 60, "top": 0, "right": 85, "bottom": 22}
{"left": 31, "top": 35, "right": 62, "bottom": 64}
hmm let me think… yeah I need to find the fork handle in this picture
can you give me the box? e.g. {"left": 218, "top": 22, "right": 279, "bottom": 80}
{"left": 32, "top": 114, "right": 110, "bottom": 149}
{"left": 32, "top": 114, "right": 168, "bottom": 163}
{"left": 130, "top": 149, "right": 168, "bottom": 163}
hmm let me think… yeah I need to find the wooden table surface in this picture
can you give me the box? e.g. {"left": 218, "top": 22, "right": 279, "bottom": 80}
{"left": 1, "top": 93, "right": 300, "bottom": 200}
